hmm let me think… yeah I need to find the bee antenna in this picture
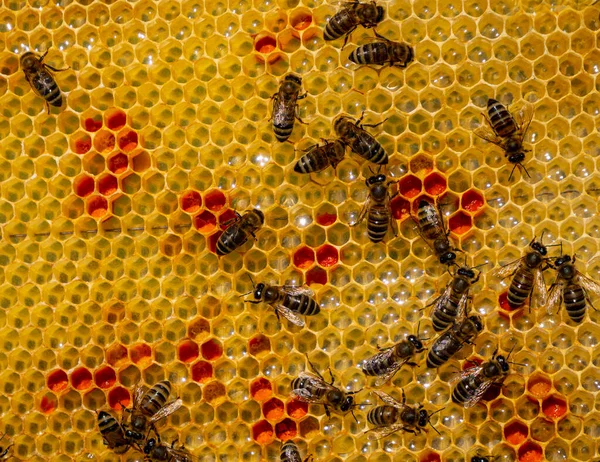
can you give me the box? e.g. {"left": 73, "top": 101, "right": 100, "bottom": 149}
{"left": 247, "top": 273, "right": 256, "bottom": 288}
{"left": 473, "top": 262, "right": 490, "bottom": 270}
{"left": 350, "top": 409, "right": 359, "bottom": 424}
{"left": 520, "top": 162, "right": 531, "bottom": 178}
{"left": 508, "top": 163, "right": 519, "bottom": 182}
{"left": 426, "top": 408, "right": 444, "bottom": 436}
{"left": 508, "top": 361, "right": 528, "bottom": 367}
{"left": 506, "top": 344, "right": 516, "bottom": 361}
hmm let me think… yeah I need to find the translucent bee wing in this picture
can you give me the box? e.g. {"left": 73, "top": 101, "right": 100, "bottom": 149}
{"left": 374, "top": 362, "right": 404, "bottom": 387}
{"left": 373, "top": 390, "right": 404, "bottom": 409}
{"left": 132, "top": 383, "right": 146, "bottom": 408}
{"left": 431, "top": 285, "right": 453, "bottom": 313}
{"left": 456, "top": 291, "right": 471, "bottom": 317}
{"left": 491, "top": 259, "right": 523, "bottom": 280}
{"left": 532, "top": 268, "right": 549, "bottom": 309}
{"left": 148, "top": 398, "right": 183, "bottom": 423}
{"left": 352, "top": 197, "right": 371, "bottom": 227}
{"left": 281, "top": 285, "right": 315, "bottom": 297}
{"left": 513, "top": 102, "right": 534, "bottom": 136}
{"left": 449, "top": 365, "right": 483, "bottom": 386}
{"left": 474, "top": 125, "right": 506, "bottom": 148}
{"left": 366, "top": 424, "right": 407, "bottom": 440}
{"left": 276, "top": 304, "right": 306, "bottom": 327}
{"left": 296, "top": 372, "right": 336, "bottom": 393}
{"left": 462, "top": 379, "right": 496, "bottom": 409}
{"left": 577, "top": 272, "right": 600, "bottom": 298}
{"left": 164, "top": 445, "right": 197, "bottom": 462}
{"left": 546, "top": 279, "right": 565, "bottom": 315}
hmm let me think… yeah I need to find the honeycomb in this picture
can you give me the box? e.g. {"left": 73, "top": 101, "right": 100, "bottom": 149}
{"left": 0, "top": 0, "right": 599, "bottom": 460}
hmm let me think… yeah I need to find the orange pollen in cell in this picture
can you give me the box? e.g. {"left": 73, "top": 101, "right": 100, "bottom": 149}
{"left": 528, "top": 375, "right": 551, "bottom": 399}
{"left": 252, "top": 420, "right": 274, "bottom": 444}
{"left": 263, "top": 398, "right": 284, "bottom": 420}
{"left": 275, "top": 418, "right": 297, "bottom": 441}
{"left": 251, "top": 378, "right": 272, "bottom": 401}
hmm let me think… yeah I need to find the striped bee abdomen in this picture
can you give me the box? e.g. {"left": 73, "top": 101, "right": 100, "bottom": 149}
{"left": 351, "top": 133, "right": 387, "bottom": 164}
{"left": 487, "top": 98, "right": 517, "bottom": 137}
{"left": 432, "top": 302, "right": 460, "bottom": 332}
{"left": 284, "top": 294, "right": 320, "bottom": 316}
{"left": 349, "top": 43, "right": 390, "bottom": 65}
{"left": 564, "top": 284, "right": 586, "bottom": 322}
{"left": 367, "top": 207, "right": 390, "bottom": 243}
{"left": 417, "top": 202, "right": 442, "bottom": 240}
{"left": 294, "top": 151, "right": 329, "bottom": 174}
{"left": 367, "top": 406, "right": 399, "bottom": 426}
{"left": 362, "top": 354, "right": 394, "bottom": 376}
{"left": 452, "top": 374, "right": 483, "bottom": 404}
{"left": 507, "top": 268, "right": 534, "bottom": 308}
{"left": 324, "top": 10, "right": 354, "bottom": 40}
{"left": 280, "top": 441, "right": 302, "bottom": 462}
{"left": 273, "top": 121, "right": 293, "bottom": 142}
{"left": 216, "top": 226, "right": 248, "bottom": 256}
{"left": 141, "top": 381, "right": 171, "bottom": 416}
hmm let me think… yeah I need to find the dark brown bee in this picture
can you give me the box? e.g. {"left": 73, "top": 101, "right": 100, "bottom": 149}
{"left": 97, "top": 410, "right": 130, "bottom": 454}
{"left": 21, "top": 49, "right": 68, "bottom": 114}
{"left": 294, "top": 139, "right": 346, "bottom": 174}
{"left": 451, "top": 352, "right": 510, "bottom": 407}
{"left": 280, "top": 440, "right": 312, "bottom": 462}
{"left": 474, "top": 98, "right": 534, "bottom": 180}
{"left": 324, "top": 1, "right": 385, "bottom": 46}
{"left": 0, "top": 433, "right": 13, "bottom": 459}
{"left": 271, "top": 74, "right": 306, "bottom": 142}
{"left": 245, "top": 281, "right": 320, "bottom": 327}
{"left": 492, "top": 237, "right": 551, "bottom": 310}
{"left": 366, "top": 390, "right": 442, "bottom": 438}
{"left": 547, "top": 254, "right": 600, "bottom": 323}
{"left": 142, "top": 437, "right": 196, "bottom": 462}
{"left": 414, "top": 199, "right": 460, "bottom": 266}
{"left": 291, "top": 356, "right": 360, "bottom": 420}
{"left": 349, "top": 32, "right": 414, "bottom": 68}
{"left": 124, "top": 381, "right": 182, "bottom": 443}
{"left": 352, "top": 173, "right": 397, "bottom": 243}
{"left": 334, "top": 113, "right": 388, "bottom": 165}
{"left": 471, "top": 456, "right": 495, "bottom": 462}
{"left": 430, "top": 265, "right": 480, "bottom": 332}
{"left": 361, "top": 334, "right": 424, "bottom": 386}
{"left": 426, "top": 315, "right": 483, "bottom": 368}
{"left": 216, "top": 209, "right": 264, "bottom": 256}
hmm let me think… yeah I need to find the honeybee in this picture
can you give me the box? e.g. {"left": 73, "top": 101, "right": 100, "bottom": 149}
{"left": 0, "top": 433, "right": 12, "bottom": 459}
{"left": 294, "top": 139, "right": 346, "bottom": 174}
{"left": 451, "top": 351, "right": 510, "bottom": 407}
{"left": 271, "top": 74, "right": 306, "bottom": 142}
{"left": 349, "top": 32, "right": 414, "bottom": 68}
{"left": 352, "top": 173, "right": 397, "bottom": 243}
{"left": 123, "top": 381, "right": 182, "bottom": 443}
{"left": 291, "top": 356, "right": 360, "bottom": 420}
{"left": 245, "top": 280, "right": 320, "bottom": 327}
{"left": 216, "top": 209, "right": 265, "bottom": 256}
{"left": 492, "top": 236, "right": 551, "bottom": 310}
{"left": 471, "top": 456, "right": 495, "bottom": 462}
{"left": 547, "top": 254, "right": 600, "bottom": 323}
{"left": 280, "top": 440, "right": 312, "bottom": 462}
{"left": 366, "top": 390, "right": 442, "bottom": 438}
{"left": 426, "top": 315, "right": 483, "bottom": 369}
{"left": 414, "top": 199, "right": 460, "bottom": 266}
{"left": 430, "top": 264, "right": 481, "bottom": 332}
{"left": 361, "top": 333, "right": 425, "bottom": 386}
{"left": 97, "top": 410, "right": 130, "bottom": 454}
{"left": 474, "top": 98, "right": 533, "bottom": 180}
{"left": 324, "top": 1, "right": 385, "bottom": 47}
{"left": 21, "top": 49, "right": 68, "bottom": 114}
{"left": 142, "top": 437, "right": 195, "bottom": 462}
{"left": 334, "top": 113, "right": 388, "bottom": 165}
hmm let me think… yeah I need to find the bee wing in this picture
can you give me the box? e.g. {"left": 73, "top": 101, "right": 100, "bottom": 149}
{"left": 276, "top": 304, "right": 306, "bottom": 327}
{"left": 576, "top": 272, "right": 600, "bottom": 298}
{"left": 366, "top": 423, "right": 407, "bottom": 440}
{"left": 462, "top": 379, "right": 496, "bottom": 408}
{"left": 374, "top": 361, "right": 405, "bottom": 387}
{"left": 292, "top": 372, "right": 335, "bottom": 403}
{"left": 373, "top": 390, "right": 405, "bottom": 409}
{"left": 132, "top": 383, "right": 146, "bottom": 408}
{"left": 148, "top": 399, "right": 183, "bottom": 424}
{"left": 491, "top": 259, "right": 523, "bottom": 280}
{"left": 449, "top": 365, "right": 483, "bottom": 386}
{"left": 457, "top": 291, "right": 471, "bottom": 317}
{"left": 513, "top": 102, "right": 534, "bottom": 136}
{"left": 164, "top": 445, "right": 197, "bottom": 462}
{"left": 474, "top": 125, "right": 506, "bottom": 148}
{"left": 531, "top": 268, "right": 549, "bottom": 309}
{"left": 281, "top": 285, "right": 315, "bottom": 297}
{"left": 546, "top": 279, "right": 565, "bottom": 315}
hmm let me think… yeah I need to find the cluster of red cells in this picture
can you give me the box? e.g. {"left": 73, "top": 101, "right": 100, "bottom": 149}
{"left": 248, "top": 376, "right": 308, "bottom": 444}
{"left": 253, "top": 7, "right": 314, "bottom": 65}
{"left": 71, "top": 108, "right": 150, "bottom": 218}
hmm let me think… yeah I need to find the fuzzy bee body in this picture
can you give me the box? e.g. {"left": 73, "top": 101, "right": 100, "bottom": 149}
{"left": 142, "top": 437, "right": 195, "bottom": 462}
{"left": 415, "top": 199, "right": 458, "bottom": 265}
{"left": 294, "top": 140, "right": 346, "bottom": 174}
{"left": 353, "top": 174, "right": 396, "bottom": 243}
{"left": 21, "top": 50, "right": 68, "bottom": 114}
{"left": 427, "top": 316, "right": 483, "bottom": 368}
{"left": 547, "top": 255, "right": 600, "bottom": 323}
{"left": 431, "top": 266, "right": 479, "bottom": 332}
{"left": 247, "top": 282, "right": 320, "bottom": 327}
{"left": 334, "top": 115, "right": 388, "bottom": 164}
{"left": 280, "top": 440, "right": 311, "bottom": 462}
{"left": 362, "top": 335, "right": 424, "bottom": 385}
{"left": 216, "top": 209, "right": 264, "bottom": 256}
{"left": 271, "top": 74, "right": 305, "bottom": 142}
{"left": 452, "top": 354, "right": 510, "bottom": 407}
{"left": 349, "top": 39, "right": 414, "bottom": 68}
{"left": 324, "top": 1, "right": 385, "bottom": 43}
{"left": 97, "top": 411, "right": 130, "bottom": 454}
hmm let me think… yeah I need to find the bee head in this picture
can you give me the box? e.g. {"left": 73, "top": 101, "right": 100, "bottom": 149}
{"left": 469, "top": 316, "right": 484, "bottom": 332}
{"left": 143, "top": 438, "right": 157, "bottom": 454}
{"left": 496, "top": 355, "right": 510, "bottom": 372}
{"left": 407, "top": 335, "right": 424, "bottom": 351}
{"left": 376, "top": 6, "right": 385, "bottom": 22}
{"left": 507, "top": 151, "right": 526, "bottom": 163}
{"left": 253, "top": 283, "right": 265, "bottom": 300}
{"left": 439, "top": 251, "right": 457, "bottom": 265}
{"left": 341, "top": 395, "right": 354, "bottom": 412}
{"left": 471, "top": 457, "right": 489, "bottom": 462}
{"left": 125, "top": 429, "right": 144, "bottom": 440}
{"left": 554, "top": 255, "right": 571, "bottom": 267}
{"left": 418, "top": 409, "right": 429, "bottom": 427}
{"left": 20, "top": 52, "right": 38, "bottom": 70}
{"left": 253, "top": 209, "right": 265, "bottom": 224}
{"left": 531, "top": 240, "right": 547, "bottom": 255}
{"left": 284, "top": 74, "right": 302, "bottom": 85}
{"left": 457, "top": 267, "right": 475, "bottom": 278}
{"left": 367, "top": 174, "right": 386, "bottom": 186}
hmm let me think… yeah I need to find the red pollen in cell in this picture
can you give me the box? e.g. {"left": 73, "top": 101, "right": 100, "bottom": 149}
{"left": 499, "top": 291, "right": 517, "bottom": 312}
{"left": 254, "top": 33, "right": 277, "bottom": 54}
{"left": 87, "top": 196, "right": 108, "bottom": 218}
{"left": 420, "top": 451, "right": 441, "bottom": 462}
{"left": 94, "top": 366, "right": 116, "bottom": 389}
{"left": 316, "top": 244, "right": 338, "bottom": 267}
{"left": 462, "top": 357, "right": 483, "bottom": 370}
{"left": 191, "top": 360, "right": 213, "bottom": 383}
{"left": 252, "top": 420, "right": 274, "bottom": 444}
{"left": 542, "top": 395, "right": 567, "bottom": 419}
{"left": 249, "top": 334, "right": 271, "bottom": 356}
{"left": 263, "top": 397, "right": 285, "bottom": 420}
{"left": 74, "top": 175, "right": 95, "bottom": 197}
{"left": 98, "top": 174, "right": 118, "bottom": 196}
{"left": 130, "top": 343, "right": 152, "bottom": 365}
{"left": 293, "top": 246, "right": 315, "bottom": 269}
{"left": 275, "top": 418, "right": 297, "bottom": 441}
{"left": 178, "top": 340, "right": 199, "bottom": 363}
{"left": 108, "top": 152, "right": 129, "bottom": 174}
{"left": 194, "top": 210, "right": 217, "bottom": 233}
{"left": 462, "top": 189, "right": 485, "bottom": 212}
{"left": 390, "top": 196, "right": 410, "bottom": 220}
{"left": 504, "top": 420, "right": 529, "bottom": 445}
{"left": 106, "top": 108, "right": 127, "bottom": 131}
{"left": 108, "top": 386, "right": 131, "bottom": 410}
{"left": 424, "top": 172, "right": 447, "bottom": 196}
{"left": 47, "top": 369, "right": 69, "bottom": 393}
{"left": 181, "top": 191, "right": 202, "bottom": 213}
{"left": 117, "top": 129, "right": 138, "bottom": 153}
{"left": 204, "top": 189, "right": 227, "bottom": 211}
{"left": 106, "top": 344, "right": 128, "bottom": 367}
{"left": 93, "top": 130, "right": 116, "bottom": 153}
{"left": 71, "top": 367, "right": 93, "bottom": 391}
{"left": 399, "top": 174, "right": 422, "bottom": 198}
{"left": 201, "top": 339, "right": 223, "bottom": 361}
{"left": 84, "top": 117, "right": 103, "bottom": 132}
{"left": 188, "top": 317, "right": 210, "bottom": 339}
{"left": 250, "top": 377, "right": 272, "bottom": 401}
{"left": 448, "top": 211, "right": 472, "bottom": 235}
{"left": 316, "top": 212, "right": 337, "bottom": 226}
{"left": 306, "top": 266, "right": 327, "bottom": 286}
{"left": 218, "top": 209, "right": 238, "bottom": 228}
{"left": 287, "top": 398, "right": 308, "bottom": 419}
{"left": 518, "top": 441, "right": 543, "bottom": 462}
{"left": 290, "top": 9, "right": 312, "bottom": 30}
{"left": 40, "top": 394, "right": 57, "bottom": 414}
{"left": 527, "top": 374, "right": 552, "bottom": 399}
{"left": 71, "top": 133, "right": 92, "bottom": 154}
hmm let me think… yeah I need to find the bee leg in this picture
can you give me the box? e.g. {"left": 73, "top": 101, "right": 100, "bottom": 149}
{"left": 407, "top": 362, "right": 418, "bottom": 367}
{"left": 360, "top": 117, "right": 387, "bottom": 128}
{"left": 373, "top": 30, "right": 390, "bottom": 42}
{"left": 390, "top": 214, "right": 399, "bottom": 238}
{"left": 297, "top": 92, "right": 308, "bottom": 100}
{"left": 44, "top": 63, "right": 70, "bottom": 72}
{"left": 352, "top": 202, "right": 369, "bottom": 227}
{"left": 294, "top": 106, "right": 308, "bottom": 125}
{"left": 305, "top": 354, "right": 327, "bottom": 382}
{"left": 324, "top": 405, "right": 331, "bottom": 419}
{"left": 303, "top": 454, "right": 314, "bottom": 462}
{"left": 340, "top": 27, "right": 356, "bottom": 49}
{"left": 39, "top": 49, "right": 50, "bottom": 61}
{"left": 327, "top": 367, "right": 336, "bottom": 385}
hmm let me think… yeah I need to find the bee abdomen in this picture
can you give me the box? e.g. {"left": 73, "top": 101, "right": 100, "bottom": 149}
{"left": 487, "top": 99, "right": 517, "bottom": 137}
{"left": 362, "top": 355, "right": 394, "bottom": 376}
{"left": 273, "top": 122, "right": 294, "bottom": 142}
{"left": 294, "top": 150, "right": 329, "bottom": 174}
{"left": 141, "top": 381, "right": 171, "bottom": 416}
{"left": 216, "top": 227, "right": 248, "bottom": 256}
{"left": 285, "top": 294, "right": 320, "bottom": 316}
{"left": 452, "top": 375, "right": 482, "bottom": 405}
{"left": 280, "top": 440, "right": 302, "bottom": 462}
{"left": 351, "top": 134, "right": 387, "bottom": 164}
{"left": 508, "top": 270, "right": 533, "bottom": 308}
{"left": 349, "top": 43, "right": 389, "bottom": 65}
{"left": 367, "top": 209, "right": 390, "bottom": 243}
{"left": 324, "top": 11, "right": 353, "bottom": 41}
{"left": 367, "top": 406, "right": 398, "bottom": 426}
{"left": 564, "top": 285, "right": 586, "bottom": 323}
{"left": 98, "top": 411, "right": 119, "bottom": 434}
{"left": 432, "top": 302, "right": 460, "bottom": 332}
